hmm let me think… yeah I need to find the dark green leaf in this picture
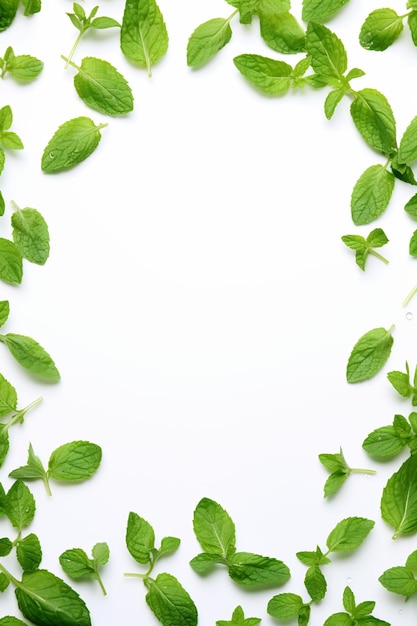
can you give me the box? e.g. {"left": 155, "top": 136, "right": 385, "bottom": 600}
{"left": 126, "top": 511, "right": 155, "bottom": 564}
{"left": 228, "top": 551, "right": 290, "bottom": 586}
{"left": 0, "top": 0, "right": 18, "bottom": 31}
{"left": 145, "top": 573, "right": 198, "bottom": 626}
{"left": 16, "top": 533, "right": 42, "bottom": 571}
{"left": 304, "top": 565, "right": 327, "bottom": 602}
{"left": 192, "top": 497, "right": 236, "bottom": 558}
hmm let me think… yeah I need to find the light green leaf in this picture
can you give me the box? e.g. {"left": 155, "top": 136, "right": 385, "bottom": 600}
{"left": 302, "top": 0, "right": 350, "bottom": 23}
{"left": 362, "top": 425, "right": 406, "bottom": 458}
{"left": 145, "top": 573, "right": 198, "bottom": 626}
{"left": 379, "top": 566, "right": 417, "bottom": 599}
{"left": 16, "top": 533, "right": 42, "bottom": 571}
{"left": 0, "top": 333, "right": 60, "bottom": 382}
{"left": 5, "top": 480, "right": 35, "bottom": 530}
{"left": 0, "top": 132, "right": 24, "bottom": 150}
{"left": 408, "top": 11, "right": 417, "bottom": 46}
{"left": 0, "top": 372, "right": 17, "bottom": 417}
{"left": 90, "top": 16, "right": 120, "bottom": 29}
{"left": 59, "top": 548, "right": 94, "bottom": 578}
{"left": 126, "top": 511, "right": 155, "bottom": 564}
{"left": 267, "top": 593, "right": 304, "bottom": 619}
{"left": 72, "top": 57, "right": 134, "bottom": 116}
{"left": 326, "top": 517, "right": 375, "bottom": 552}
{"left": 187, "top": 18, "right": 233, "bottom": 68}
{"left": 0, "top": 300, "right": 10, "bottom": 328}
{"left": 228, "top": 551, "right": 290, "bottom": 586}
{"left": 405, "top": 193, "right": 417, "bottom": 219}
{"left": 350, "top": 89, "right": 397, "bottom": 157}
{"left": 410, "top": 230, "right": 417, "bottom": 257}
{"left": 350, "top": 164, "right": 395, "bottom": 225}
{"left": 189, "top": 552, "right": 223, "bottom": 574}
{"left": 305, "top": 22, "right": 347, "bottom": 84}
{"left": 259, "top": 11, "right": 305, "bottom": 54}
{"left": 120, "top": 0, "right": 168, "bottom": 76}
{"left": 6, "top": 54, "right": 43, "bottom": 81}
{"left": 304, "top": 565, "right": 327, "bottom": 602}
{"left": 398, "top": 116, "right": 417, "bottom": 164}
{"left": 359, "top": 9, "right": 404, "bottom": 51}
{"left": 233, "top": 54, "right": 292, "bottom": 95}
{"left": 192, "top": 497, "right": 236, "bottom": 558}
{"left": 217, "top": 605, "right": 261, "bottom": 626}
{"left": 346, "top": 326, "right": 394, "bottom": 383}
{"left": 11, "top": 207, "right": 50, "bottom": 265}
{"left": 0, "top": 238, "right": 23, "bottom": 284}
{"left": 381, "top": 455, "right": 417, "bottom": 538}
{"left": 324, "top": 88, "right": 345, "bottom": 120}
{"left": 48, "top": 441, "right": 102, "bottom": 482}
{"left": 323, "top": 471, "right": 349, "bottom": 497}
{"left": 157, "top": 536, "right": 180, "bottom": 559}
{"left": 41, "top": 117, "right": 107, "bottom": 173}
{"left": 323, "top": 613, "right": 352, "bottom": 626}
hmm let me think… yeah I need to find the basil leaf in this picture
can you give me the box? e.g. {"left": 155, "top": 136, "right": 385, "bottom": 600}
{"left": 193, "top": 497, "right": 236, "bottom": 558}
{"left": 187, "top": 18, "right": 233, "bottom": 68}
{"left": 48, "top": 441, "right": 102, "bottom": 482}
{"left": 16, "top": 533, "right": 42, "bottom": 571}
{"left": 379, "top": 566, "right": 417, "bottom": 599}
{"left": 5, "top": 480, "right": 35, "bottom": 530}
{"left": 0, "top": 333, "right": 60, "bottom": 382}
{"left": 350, "top": 164, "right": 395, "bottom": 225}
{"left": 15, "top": 569, "right": 91, "bottom": 626}
{"left": 0, "top": 0, "right": 18, "bottom": 31}
{"left": 0, "top": 372, "right": 17, "bottom": 417}
{"left": 259, "top": 12, "right": 305, "bottom": 54}
{"left": 233, "top": 54, "right": 292, "bottom": 95}
{"left": 120, "top": 0, "right": 168, "bottom": 76}
{"left": 326, "top": 517, "right": 375, "bottom": 552}
{"left": 350, "top": 89, "right": 397, "bottom": 157}
{"left": 0, "top": 238, "right": 23, "bottom": 284}
{"left": 359, "top": 9, "right": 404, "bottom": 51}
{"left": 267, "top": 593, "right": 304, "bottom": 619}
{"left": 398, "top": 116, "right": 417, "bottom": 164}
{"left": 0, "top": 300, "right": 10, "bottom": 328}
{"left": 41, "top": 117, "right": 107, "bottom": 173}
{"left": 72, "top": 57, "right": 134, "bottom": 116}
{"left": 11, "top": 208, "right": 50, "bottom": 265}
{"left": 346, "top": 326, "right": 394, "bottom": 383}
{"left": 145, "top": 573, "right": 198, "bottom": 626}
{"left": 305, "top": 22, "right": 347, "bottom": 85}
{"left": 301, "top": 0, "right": 350, "bottom": 23}
{"left": 381, "top": 455, "right": 417, "bottom": 538}
{"left": 126, "top": 511, "right": 155, "bottom": 564}
{"left": 228, "top": 552, "right": 290, "bottom": 586}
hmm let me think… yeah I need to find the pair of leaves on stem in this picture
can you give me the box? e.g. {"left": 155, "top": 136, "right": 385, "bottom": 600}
{"left": 0, "top": 46, "right": 43, "bottom": 82}
{"left": 342, "top": 228, "right": 389, "bottom": 271}
{"left": 125, "top": 511, "right": 197, "bottom": 626}
{"left": 0, "top": 301, "right": 60, "bottom": 382}
{"left": 59, "top": 542, "right": 109, "bottom": 595}
{"left": 267, "top": 517, "right": 375, "bottom": 624}
{"left": 190, "top": 497, "right": 290, "bottom": 587}
{"left": 0, "top": 201, "right": 50, "bottom": 285}
{"left": 323, "top": 586, "right": 389, "bottom": 626}
{"left": 319, "top": 448, "right": 375, "bottom": 498}
{"left": 0, "top": 105, "right": 23, "bottom": 177}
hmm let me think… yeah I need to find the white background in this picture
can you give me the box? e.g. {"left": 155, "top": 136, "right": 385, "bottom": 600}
{"left": 2, "top": 0, "right": 417, "bottom": 623}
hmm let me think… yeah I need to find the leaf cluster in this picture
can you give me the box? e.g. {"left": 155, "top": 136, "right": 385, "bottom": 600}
{"left": 324, "top": 585, "right": 389, "bottom": 626}
{"left": 0, "top": 106, "right": 23, "bottom": 177}
{"left": 190, "top": 497, "right": 290, "bottom": 587}
{"left": 363, "top": 411, "right": 417, "bottom": 459}
{"left": 379, "top": 549, "right": 417, "bottom": 600}
{"left": 59, "top": 542, "right": 109, "bottom": 595}
{"left": 341, "top": 228, "right": 389, "bottom": 271}
{"left": 0, "top": 46, "right": 43, "bottom": 82}
{"left": 319, "top": 448, "right": 375, "bottom": 497}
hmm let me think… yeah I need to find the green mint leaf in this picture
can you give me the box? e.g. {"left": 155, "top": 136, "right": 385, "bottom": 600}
{"left": 93, "top": 541, "right": 110, "bottom": 568}
{"left": 225, "top": 0, "right": 260, "bottom": 25}
{"left": 228, "top": 551, "right": 290, "bottom": 586}
{"left": 0, "top": 537, "right": 13, "bottom": 556}
{"left": 0, "top": 0, "right": 18, "bottom": 32}
{"left": 15, "top": 569, "right": 91, "bottom": 626}
{"left": 323, "top": 471, "right": 349, "bottom": 497}
{"left": 379, "top": 566, "right": 417, "bottom": 599}
{"left": 145, "top": 573, "right": 198, "bottom": 626}
{"left": 381, "top": 454, "right": 417, "bottom": 538}
{"left": 324, "top": 88, "right": 345, "bottom": 120}
{"left": 319, "top": 449, "right": 348, "bottom": 473}
{"left": 192, "top": 497, "right": 236, "bottom": 558}
{"left": 9, "top": 443, "right": 47, "bottom": 481}
{"left": 0, "top": 617, "right": 28, "bottom": 625}
{"left": 90, "top": 16, "right": 120, "bottom": 29}
{"left": 216, "top": 605, "right": 261, "bottom": 626}
{"left": 70, "top": 57, "right": 134, "bottom": 116}
{"left": 233, "top": 54, "right": 292, "bottom": 95}
{"left": 186, "top": 17, "right": 234, "bottom": 68}
{"left": 343, "top": 585, "right": 356, "bottom": 613}
{"left": 302, "top": 0, "right": 350, "bottom": 23}
{"left": 0, "top": 371, "right": 17, "bottom": 416}
{"left": 0, "top": 424, "right": 10, "bottom": 467}
{"left": 350, "top": 89, "right": 397, "bottom": 157}
{"left": 41, "top": 117, "right": 107, "bottom": 173}
{"left": 346, "top": 326, "right": 394, "bottom": 383}
{"left": 405, "top": 193, "right": 417, "bottom": 218}
{"left": 126, "top": 511, "right": 155, "bottom": 564}
{"left": 398, "top": 116, "right": 417, "bottom": 164}
{"left": 341, "top": 229, "right": 389, "bottom": 270}
{"left": 157, "top": 536, "right": 180, "bottom": 559}
{"left": 367, "top": 228, "right": 389, "bottom": 247}
{"left": 298, "top": 605, "right": 311, "bottom": 626}
{"left": 0, "top": 104, "right": 12, "bottom": 130}
{"left": 0, "top": 333, "right": 60, "bottom": 381}
{"left": 0, "top": 149, "right": 5, "bottom": 175}
{"left": 59, "top": 548, "right": 94, "bottom": 578}
{"left": 21, "top": 0, "right": 41, "bottom": 16}
{"left": 387, "top": 364, "right": 413, "bottom": 398}
{"left": 16, "top": 533, "right": 42, "bottom": 571}
{"left": 267, "top": 593, "right": 304, "bottom": 619}
{"left": 259, "top": 12, "right": 305, "bottom": 54}
{"left": 0, "top": 238, "right": 23, "bottom": 284}
{"left": 406, "top": 549, "right": 417, "bottom": 571}
{"left": 353, "top": 600, "right": 375, "bottom": 619}
{"left": 189, "top": 552, "right": 224, "bottom": 573}
{"left": 5, "top": 480, "right": 35, "bottom": 530}
{"left": 350, "top": 164, "right": 395, "bottom": 225}
{"left": 6, "top": 54, "right": 43, "bottom": 82}
{"left": 11, "top": 207, "right": 50, "bottom": 265}
{"left": 48, "top": 440, "right": 102, "bottom": 482}
{"left": 0, "top": 131, "right": 24, "bottom": 150}
{"left": 304, "top": 565, "right": 327, "bottom": 602}
{"left": 363, "top": 425, "right": 406, "bottom": 458}
{"left": 305, "top": 22, "right": 347, "bottom": 85}
{"left": 390, "top": 154, "right": 417, "bottom": 185}
{"left": 408, "top": 11, "right": 417, "bottom": 45}
{"left": 323, "top": 614, "right": 352, "bottom": 626}
{"left": 296, "top": 547, "right": 331, "bottom": 566}
{"left": 359, "top": 9, "right": 404, "bottom": 51}
{"left": 120, "top": 0, "right": 168, "bottom": 76}
{"left": 0, "top": 190, "right": 4, "bottom": 215}
{"left": 410, "top": 230, "right": 417, "bottom": 257}
{"left": 0, "top": 300, "right": 10, "bottom": 328}
{"left": 326, "top": 517, "right": 375, "bottom": 552}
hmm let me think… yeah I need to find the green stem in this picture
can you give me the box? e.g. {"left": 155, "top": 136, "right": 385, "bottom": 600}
{"left": 351, "top": 468, "right": 376, "bottom": 475}
{"left": 368, "top": 249, "right": 389, "bottom": 265}
{"left": 0, "top": 562, "right": 20, "bottom": 587}
{"left": 60, "top": 55, "right": 80, "bottom": 72}
{"left": 64, "top": 30, "right": 85, "bottom": 68}
{"left": 403, "top": 284, "right": 417, "bottom": 306}
{"left": 95, "top": 571, "right": 107, "bottom": 596}
{"left": 5, "top": 397, "right": 42, "bottom": 433}
{"left": 43, "top": 473, "right": 52, "bottom": 497}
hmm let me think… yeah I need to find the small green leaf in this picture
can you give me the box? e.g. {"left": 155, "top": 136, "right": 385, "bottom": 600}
{"left": 16, "top": 533, "right": 42, "bottom": 571}
{"left": 145, "top": 573, "right": 198, "bottom": 626}
{"left": 346, "top": 326, "right": 394, "bottom": 383}
{"left": 228, "top": 551, "right": 290, "bottom": 586}
{"left": 0, "top": 333, "right": 60, "bottom": 382}
{"left": 126, "top": 511, "right": 155, "bottom": 564}
{"left": 41, "top": 117, "right": 107, "bottom": 173}
{"left": 408, "top": 11, "right": 417, "bottom": 46}
{"left": 48, "top": 441, "right": 102, "bottom": 482}
{"left": 326, "top": 517, "right": 375, "bottom": 552}
{"left": 5, "top": 480, "right": 35, "bottom": 530}
{"left": 301, "top": 0, "right": 350, "bottom": 23}
{"left": 187, "top": 17, "right": 233, "bottom": 68}
{"left": 189, "top": 552, "right": 223, "bottom": 573}
{"left": 405, "top": 193, "right": 417, "bottom": 219}
{"left": 381, "top": 454, "right": 417, "bottom": 538}
{"left": 362, "top": 425, "right": 406, "bottom": 458}
{"left": 192, "top": 497, "right": 236, "bottom": 559}
{"left": 259, "top": 11, "right": 305, "bottom": 54}
{"left": 398, "top": 116, "right": 417, "bottom": 164}
{"left": 217, "top": 605, "right": 261, "bottom": 626}
{"left": 233, "top": 54, "right": 292, "bottom": 95}
{"left": 304, "top": 565, "right": 327, "bottom": 602}
{"left": 11, "top": 207, "right": 50, "bottom": 265}
{"left": 350, "top": 89, "right": 397, "bottom": 157}
{"left": 410, "top": 230, "right": 417, "bottom": 257}
{"left": 324, "top": 88, "right": 345, "bottom": 120}
{"left": 359, "top": 9, "right": 404, "bottom": 51}
{"left": 0, "top": 238, "right": 23, "bottom": 284}
{"left": 267, "top": 593, "right": 304, "bottom": 619}
{"left": 0, "top": 300, "right": 10, "bottom": 328}
{"left": 59, "top": 548, "right": 94, "bottom": 578}
{"left": 5, "top": 54, "right": 43, "bottom": 82}
{"left": 379, "top": 566, "right": 417, "bottom": 599}
{"left": 350, "top": 165, "right": 395, "bottom": 225}
{"left": 0, "top": 371, "right": 17, "bottom": 416}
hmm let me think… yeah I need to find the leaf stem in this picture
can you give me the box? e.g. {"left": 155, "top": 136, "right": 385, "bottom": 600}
{"left": 351, "top": 468, "right": 376, "bottom": 475}
{"left": 403, "top": 284, "right": 417, "bottom": 307}
{"left": 64, "top": 30, "right": 85, "bottom": 68}
{"left": 95, "top": 571, "right": 107, "bottom": 595}
{"left": 369, "top": 249, "right": 389, "bottom": 264}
